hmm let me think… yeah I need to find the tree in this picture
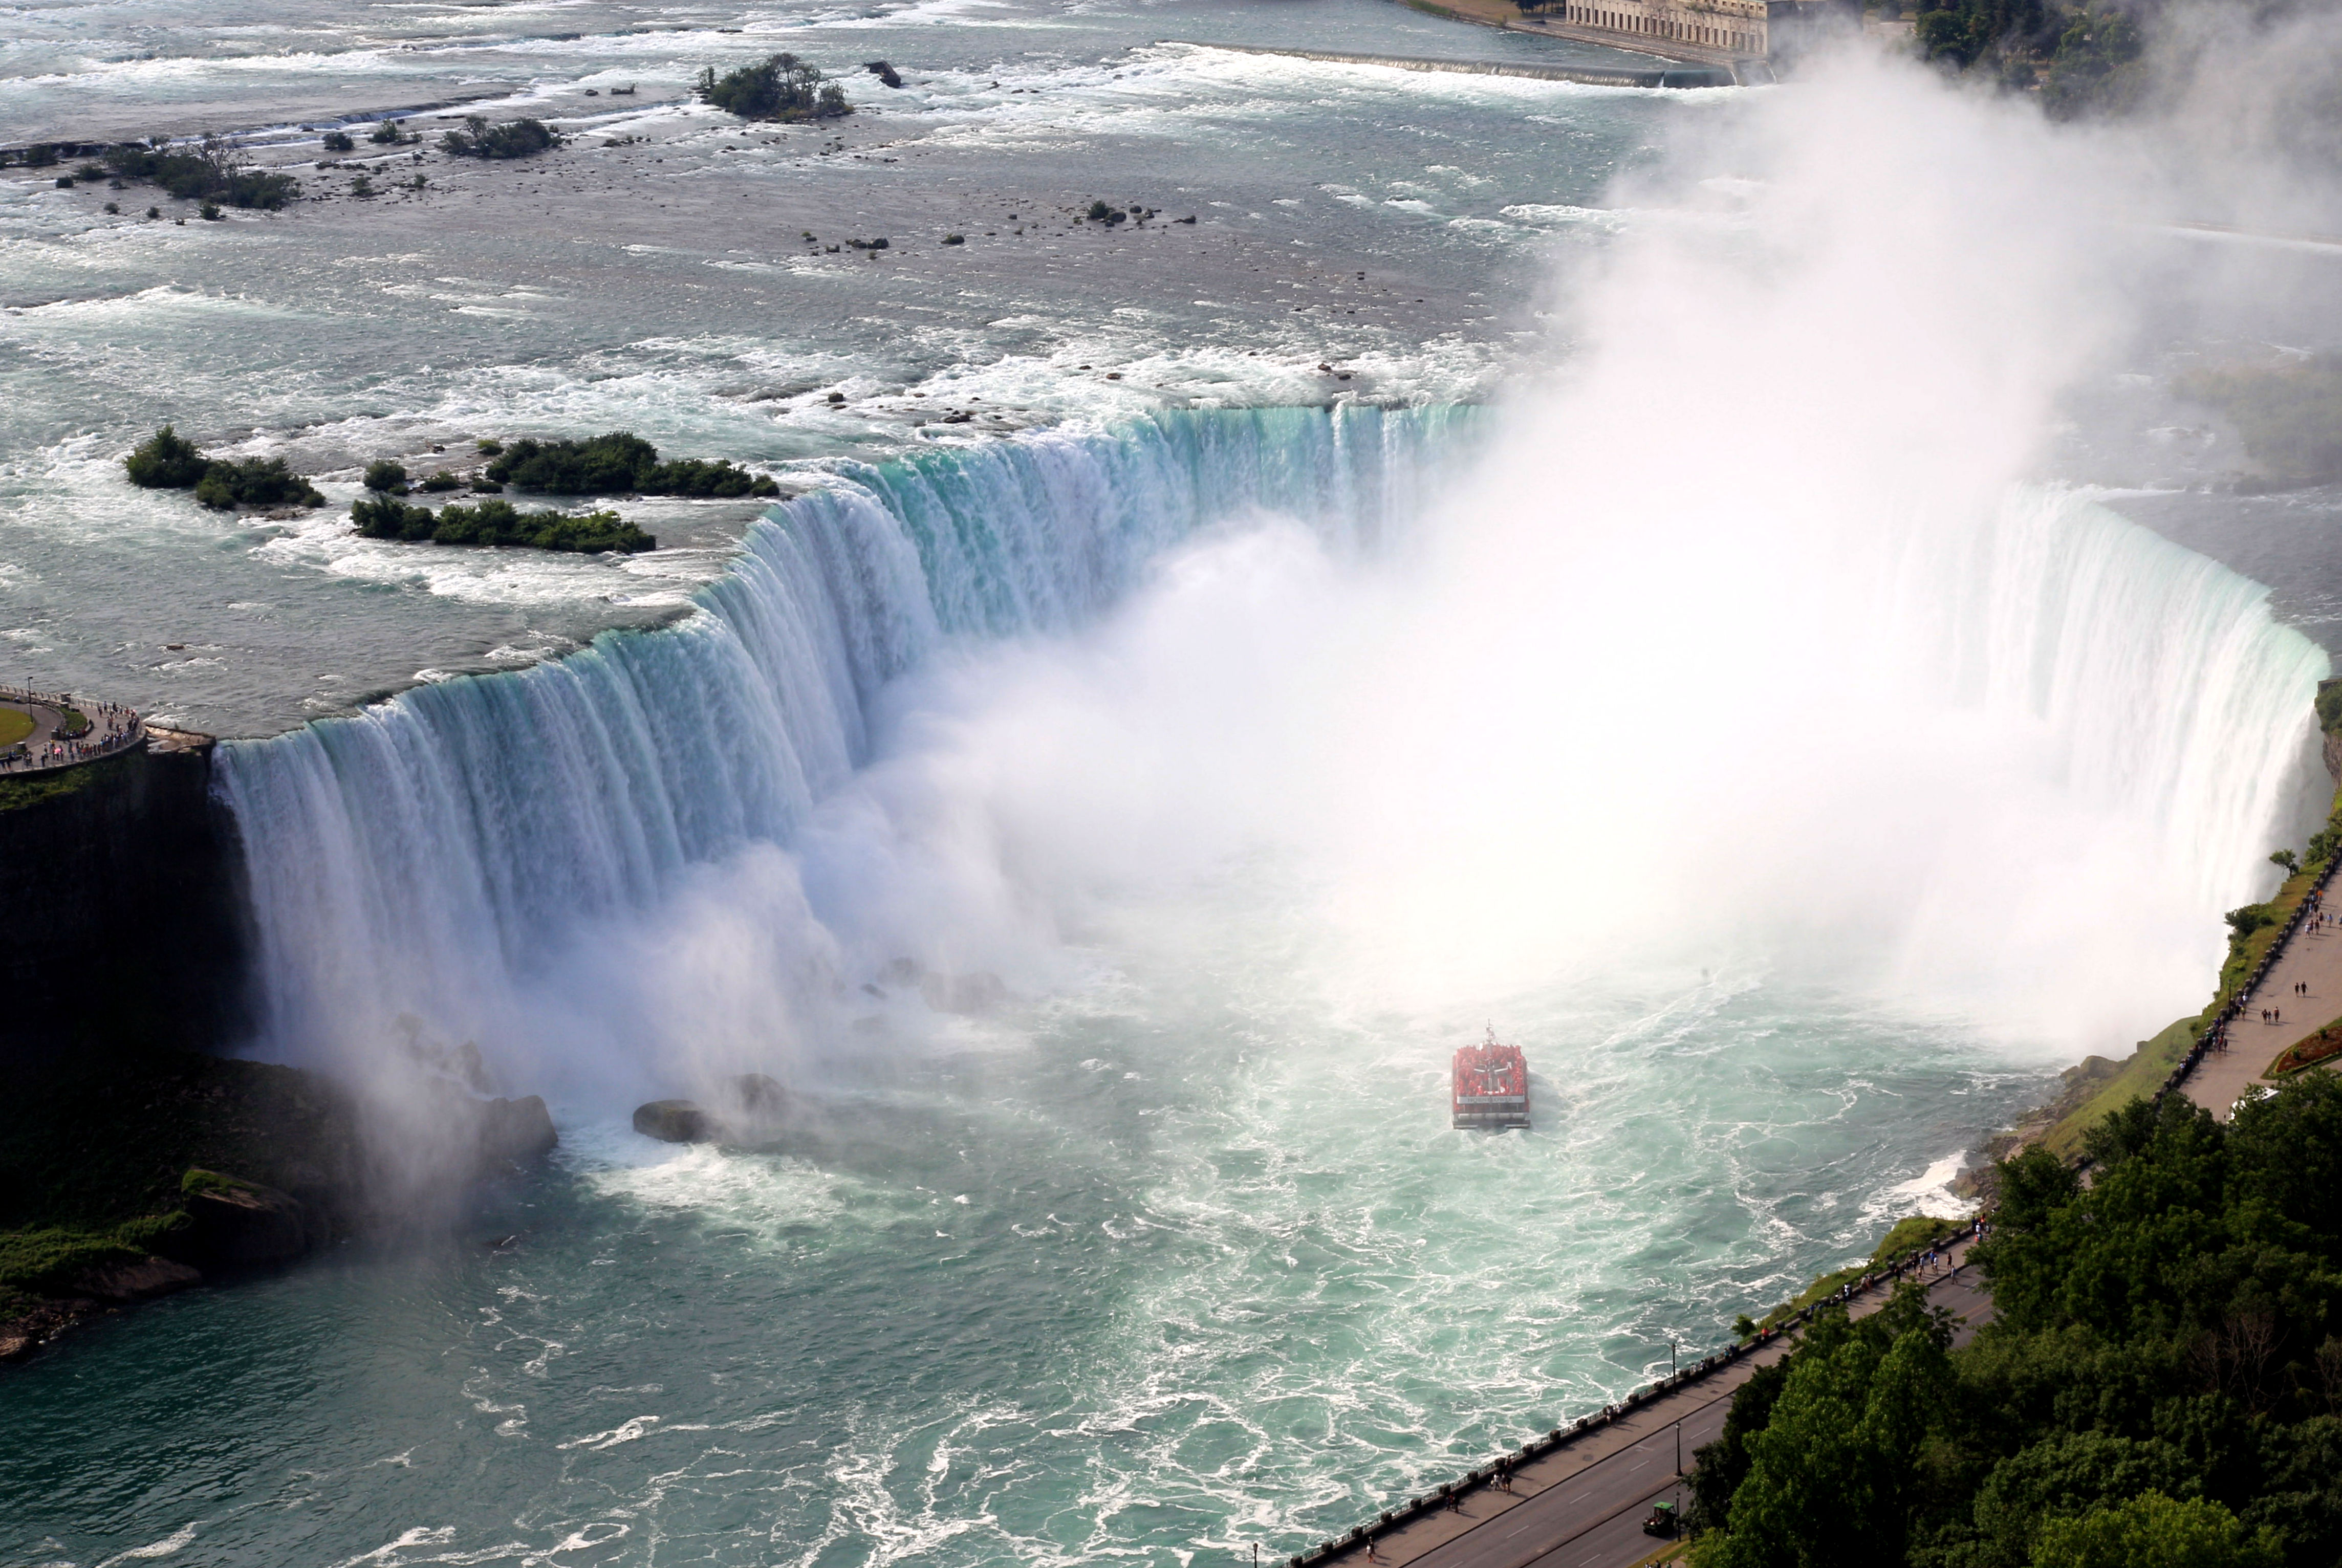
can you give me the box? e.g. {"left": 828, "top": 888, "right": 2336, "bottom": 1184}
{"left": 696, "top": 54, "right": 851, "bottom": 121}
{"left": 124, "top": 425, "right": 209, "bottom": 488}
{"left": 438, "top": 117, "right": 560, "bottom": 159}
{"left": 2031, "top": 1491, "right": 2280, "bottom": 1568}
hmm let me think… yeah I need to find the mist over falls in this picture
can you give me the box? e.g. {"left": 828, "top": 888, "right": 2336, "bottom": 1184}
{"left": 221, "top": 59, "right": 2330, "bottom": 1120}
{"left": 15, "top": 12, "right": 2342, "bottom": 1562}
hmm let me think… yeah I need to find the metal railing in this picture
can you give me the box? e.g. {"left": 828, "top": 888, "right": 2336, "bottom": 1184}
{"left": 2151, "top": 851, "right": 2342, "bottom": 1109}
{"left": 1291, "top": 1222, "right": 1981, "bottom": 1565}
{"left": 0, "top": 685, "right": 146, "bottom": 775}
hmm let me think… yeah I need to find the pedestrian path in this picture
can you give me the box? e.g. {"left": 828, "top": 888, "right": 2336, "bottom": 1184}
{"left": 0, "top": 686, "right": 143, "bottom": 774}
{"left": 1310, "top": 1232, "right": 1992, "bottom": 1568}
{"left": 2185, "top": 898, "right": 2342, "bottom": 1120}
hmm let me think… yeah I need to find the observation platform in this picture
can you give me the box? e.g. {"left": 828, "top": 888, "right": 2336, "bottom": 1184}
{"left": 0, "top": 685, "right": 146, "bottom": 776}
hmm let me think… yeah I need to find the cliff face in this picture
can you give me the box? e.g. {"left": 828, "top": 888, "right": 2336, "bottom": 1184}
{"left": 0, "top": 737, "right": 251, "bottom": 1065}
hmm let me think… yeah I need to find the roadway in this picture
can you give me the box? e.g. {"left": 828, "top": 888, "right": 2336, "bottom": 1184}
{"left": 1325, "top": 1235, "right": 1994, "bottom": 1568}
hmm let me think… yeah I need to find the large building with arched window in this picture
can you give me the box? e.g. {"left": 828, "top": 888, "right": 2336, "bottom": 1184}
{"left": 1513, "top": 0, "right": 1863, "bottom": 75}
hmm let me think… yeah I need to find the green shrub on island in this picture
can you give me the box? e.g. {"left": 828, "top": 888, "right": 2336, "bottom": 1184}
{"left": 362, "top": 459, "right": 408, "bottom": 493}
{"left": 439, "top": 115, "right": 561, "bottom": 160}
{"left": 644, "top": 455, "right": 784, "bottom": 498}
{"left": 420, "top": 470, "right": 462, "bottom": 492}
{"left": 367, "top": 118, "right": 411, "bottom": 146}
{"left": 696, "top": 54, "right": 851, "bottom": 121}
{"left": 483, "top": 431, "right": 779, "bottom": 497}
{"left": 101, "top": 135, "right": 299, "bottom": 210}
{"left": 124, "top": 425, "right": 210, "bottom": 489}
{"left": 351, "top": 493, "right": 655, "bottom": 554}
{"left": 124, "top": 427, "right": 324, "bottom": 510}
{"left": 321, "top": 130, "right": 355, "bottom": 153}
{"left": 1688, "top": 1074, "right": 2342, "bottom": 1568}
{"left": 194, "top": 456, "right": 325, "bottom": 511}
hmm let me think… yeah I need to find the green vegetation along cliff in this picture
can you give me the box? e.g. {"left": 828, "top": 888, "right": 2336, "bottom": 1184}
{"left": 1690, "top": 1074, "right": 2342, "bottom": 1568}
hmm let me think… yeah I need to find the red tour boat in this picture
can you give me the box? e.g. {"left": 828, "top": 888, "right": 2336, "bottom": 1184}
{"left": 1452, "top": 1026, "right": 1531, "bottom": 1130}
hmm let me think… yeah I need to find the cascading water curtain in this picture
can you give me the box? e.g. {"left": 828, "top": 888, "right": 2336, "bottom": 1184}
{"left": 215, "top": 404, "right": 1476, "bottom": 1070}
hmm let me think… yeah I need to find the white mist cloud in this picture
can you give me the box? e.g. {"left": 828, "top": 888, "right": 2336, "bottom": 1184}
{"left": 804, "top": 51, "right": 2327, "bottom": 1057}
{"left": 231, "top": 47, "right": 2331, "bottom": 1127}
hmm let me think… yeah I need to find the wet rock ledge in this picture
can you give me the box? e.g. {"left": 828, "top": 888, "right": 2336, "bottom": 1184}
{"left": 0, "top": 1049, "right": 555, "bottom": 1363}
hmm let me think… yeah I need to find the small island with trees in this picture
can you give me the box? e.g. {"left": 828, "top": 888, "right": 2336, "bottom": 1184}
{"left": 481, "top": 431, "right": 780, "bottom": 498}
{"left": 95, "top": 135, "right": 299, "bottom": 211}
{"left": 438, "top": 116, "right": 561, "bottom": 160}
{"left": 351, "top": 493, "right": 653, "bottom": 554}
{"left": 122, "top": 426, "right": 779, "bottom": 555}
{"left": 697, "top": 54, "right": 853, "bottom": 121}
{"left": 123, "top": 426, "right": 323, "bottom": 510}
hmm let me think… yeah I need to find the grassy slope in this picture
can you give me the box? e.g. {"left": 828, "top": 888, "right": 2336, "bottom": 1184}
{"left": 2031, "top": 796, "right": 2342, "bottom": 1156}
{"left": 0, "top": 708, "right": 31, "bottom": 749}
{"left": 0, "top": 751, "right": 111, "bottom": 813}
{"left": 1751, "top": 1214, "right": 1968, "bottom": 1335}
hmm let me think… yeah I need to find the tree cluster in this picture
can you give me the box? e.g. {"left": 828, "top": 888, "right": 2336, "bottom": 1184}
{"left": 696, "top": 54, "right": 852, "bottom": 121}
{"left": 1688, "top": 1074, "right": 2342, "bottom": 1568}
{"left": 100, "top": 136, "right": 299, "bottom": 211}
{"left": 1909, "top": 0, "right": 2151, "bottom": 112}
{"left": 351, "top": 494, "right": 654, "bottom": 554}
{"left": 438, "top": 116, "right": 560, "bottom": 160}
{"left": 123, "top": 426, "right": 324, "bottom": 511}
{"left": 483, "top": 431, "right": 780, "bottom": 498}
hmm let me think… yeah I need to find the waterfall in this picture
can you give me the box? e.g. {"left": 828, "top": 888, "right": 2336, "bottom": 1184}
{"left": 215, "top": 401, "right": 2329, "bottom": 1097}
{"left": 215, "top": 405, "right": 1469, "bottom": 1084}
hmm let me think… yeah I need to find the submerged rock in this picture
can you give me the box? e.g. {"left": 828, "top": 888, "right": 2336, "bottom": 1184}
{"left": 633, "top": 1099, "right": 713, "bottom": 1142}
{"left": 473, "top": 1094, "right": 559, "bottom": 1169}
{"left": 633, "top": 1077, "right": 792, "bottom": 1144}
{"left": 70, "top": 1257, "right": 203, "bottom": 1302}
{"left": 731, "top": 1073, "right": 787, "bottom": 1114}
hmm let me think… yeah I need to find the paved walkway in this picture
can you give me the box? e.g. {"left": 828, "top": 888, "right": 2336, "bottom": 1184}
{"left": 1316, "top": 1234, "right": 1992, "bottom": 1568}
{"left": 2185, "top": 896, "right": 2342, "bottom": 1120}
{"left": 0, "top": 690, "right": 143, "bottom": 774}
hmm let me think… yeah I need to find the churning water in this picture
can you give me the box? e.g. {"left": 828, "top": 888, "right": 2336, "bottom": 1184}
{"left": 4, "top": 4, "right": 2337, "bottom": 1566}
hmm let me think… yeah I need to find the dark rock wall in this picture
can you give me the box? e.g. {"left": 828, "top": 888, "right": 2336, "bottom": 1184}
{"left": 0, "top": 741, "right": 251, "bottom": 1065}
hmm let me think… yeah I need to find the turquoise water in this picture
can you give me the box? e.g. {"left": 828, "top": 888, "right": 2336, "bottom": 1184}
{"left": 4, "top": 972, "right": 2040, "bottom": 1567}
{"left": 10, "top": 403, "right": 2324, "bottom": 1565}
{"left": 7, "top": 2, "right": 2338, "bottom": 1564}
